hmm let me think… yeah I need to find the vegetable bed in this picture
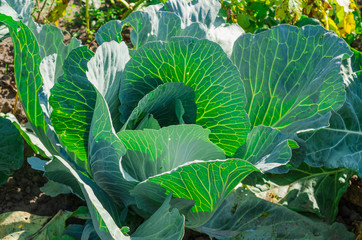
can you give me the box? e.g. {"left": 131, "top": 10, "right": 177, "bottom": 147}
{"left": 0, "top": 0, "right": 362, "bottom": 239}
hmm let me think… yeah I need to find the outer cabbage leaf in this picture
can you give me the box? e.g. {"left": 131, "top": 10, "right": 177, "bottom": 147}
{"left": 88, "top": 90, "right": 137, "bottom": 206}
{"left": 231, "top": 25, "right": 352, "bottom": 134}
{"left": 45, "top": 156, "right": 127, "bottom": 240}
{"left": 245, "top": 163, "right": 352, "bottom": 222}
{"left": 122, "top": 82, "right": 196, "bottom": 130}
{"left": 95, "top": 0, "right": 243, "bottom": 55}
{"left": 131, "top": 195, "right": 185, "bottom": 240}
{"left": 50, "top": 46, "right": 95, "bottom": 171}
{"left": 45, "top": 157, "right": 184, "bottom": 240}
{"left": 120, "top": 37, "right": 250, "bottom": 155}
{"left": 96, "top": 10, "right": 184, "bottom": 49}
{"left": 235, "top": 125, "right": 296, "bottom": 173}
{"left": 147, "top": 159, "right": 259, "bottom": 227}
{"left": 300, "top": 51, "right": 362, "bottom": 176}
{"left": 0, "top": 0, "right": 33, "bottom": 40}
{"left": 117, "top": 125, "right": 226, "bottom": 181}
{"left": 0, "top": 13, "right": 80, "bottom": 159}
{"left": 0, "top": 114, "right": 24, "bottom": 184}
{"left": 0, "top": 14, "right": 51, "bottom": 152}
{"left": 51, "top": 42, "right": 130, "bottom": 172}
{"left": 118, "top": 125, "right": 258, "bottom": 228}
{"left": 0, "top": 211, "right": 50, "bottom": 239}
{"left": 9, "top": 115, "right": 51, "bottom": 158}
{"left": 162, "top": 0, "right": 243, "bottom": 56}
{"left": 86, "top": 41, "right": 130, "bottom": 131}
{"left": 51, "top": 47, "right": 136, "bottom": 205}
{"left": 196, "top": 188, "right": 354, "bottom": 239}
{"left": 0, "top": 208, "right": 88, "bottom": 239}
{"left": 27, "top": 19, "right": 81, "bottom": 82}
{"left": 95, "top": 20, "right": 123, "bottom": 45}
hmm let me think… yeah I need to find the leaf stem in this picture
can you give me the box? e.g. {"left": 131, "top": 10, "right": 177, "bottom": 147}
{"left": 37, "top": 0, "right": 49, "bottom": 22}
{"left": 13, "top": 92, "right": 18, "bottom": 115}
{"left": 121, "top": 0, "right": 145, "bottom": 20}
{"left": 118, "top": 0, "right": 130, "bottom": 9}
{"left": 85, "top": 0, "right": 90, "bottom": 39}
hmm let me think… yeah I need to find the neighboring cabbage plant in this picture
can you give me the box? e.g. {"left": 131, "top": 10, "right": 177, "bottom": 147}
{"left": 0, "top": 0, "right": 360, "bottom": 239}
{"left": 0, "top": 114, "right": 24, "bottom": 185}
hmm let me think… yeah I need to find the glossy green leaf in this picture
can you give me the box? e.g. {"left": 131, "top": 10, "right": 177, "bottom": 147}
{"left": 10, "top": 118, "right": 51, "bottom": 158}
{"left": 120, "top": 37, "right": 250, "bottom": 155}
{"left": 89, "top": 91, "right": 137, "bottom": 206}
{"left": 163, "top": 0, "right": 220, "bottom": 28}
{"left": 45, "top": 156, "right": 128, "bottom": 240}
{"left": 148, "top": 159, "right": 259, "bottom": 227}
{"left": 235, "top": 125, "right": 296, "bottom": 173}
{"left": 86, "top": 41, "right": 130, "bottom": 131}
{"left": 27, "top": 19, "right": 81, "bottom": 81}
{"left": 0, "top": 14, "right": 46, "bottom": 136}
{"left": 247, "top": 163, "right": 352, "bottom": 222}
{"left": 40, "top": 180, "right": 73, "bottom": 197}
{"left": 0, "top": 114, "right": 24, "bottom": 179}
{"left": 0, "top": 0, "right": 33, "bottom": 40}
{"left": 134, "top": 114, "right": 161, "bottom": 130}
{"left": 231, "top": 25, "right": 352, "bottom": 133}
{"left": 122, "top": 82, "right": 196, "bottom": 130}
{"left": 132, "top": 195, "right": 185, "bottom": 240}
{"left": 96, "top": 0, "right": 243, "bottom": 55}
{"left": 50, "top": 46, "right": 95, "bottom": 172}
{"left": 118, "top": 125, "right": 225, "bottom": 181}
{"left": 300, "top": 52, "right": 362, "bottom": 176}
{"left": 0, "top": 14, "right": 80, "bottom": 159}
{"left": 162, "top": 0, "right": 244, "bottom": 56}
{"left": 95, "top": 20, "right": 123, "bottom": 45}
{"left": 196, "top": 188, "right": 354, "bottom": 239}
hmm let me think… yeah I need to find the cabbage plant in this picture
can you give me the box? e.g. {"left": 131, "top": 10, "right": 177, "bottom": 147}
{"left": 0, "top": 0, "right": 360, "bottom": 239}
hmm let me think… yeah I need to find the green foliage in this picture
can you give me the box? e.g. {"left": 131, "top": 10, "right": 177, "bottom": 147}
{"left": 0, "top": 207, "right": 90, "bottom": 239}
{"left": 221, "top": 0, "right": 280, "bottom": 32}
{"left": 0, "top": 0, "right": 360, "bottom": 239}
{"left": 0, "top": 114, "right": 24, "bottom": 185}
{"left": 222, "top": 0, "right": 362, "bottom": 43}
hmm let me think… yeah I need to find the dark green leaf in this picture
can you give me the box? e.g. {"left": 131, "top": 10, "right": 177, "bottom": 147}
{"left": 122, "top": 82, "right": 196, "bottom": 130}
{"left": 197, "top": 188, "right": 354, "bottom": 239}
{"left": 232, "top": 25, "right": 352, "bottom": 133}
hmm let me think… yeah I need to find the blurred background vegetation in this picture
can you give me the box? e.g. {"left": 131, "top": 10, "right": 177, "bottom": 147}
{"left": 31, "top": 0, "right": 362, "bottom": 45}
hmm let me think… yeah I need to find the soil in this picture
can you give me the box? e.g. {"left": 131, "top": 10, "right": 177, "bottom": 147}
{"left": 0, "top": 1, "right": 361, "bottom": 240}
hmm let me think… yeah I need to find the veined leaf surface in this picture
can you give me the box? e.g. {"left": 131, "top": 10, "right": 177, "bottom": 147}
{"left": 196, "top": 188, "right": 354, "bottom": 239}
{"left": 235, "top": 125, "right": 296, "bottom": 173}
{"left": 132, "top": 195, "right": 185, "bottom": 240}
{"left": 117, "top": 125, "right": 226, "bottom": 181}
{"left": 247, "top": 163, "right": 352, "bottom": 222}
{"left": 50, "top": 46, "right": 95, "bottom": 171}
{"left": 123, "top": 82, "right": 196, "bottom": 130}
{"left": 231, "top": 25, "right": 352, "bottom": 133}
{"left": 120, "top": 37, "right": 250, "bottom": 155}
{"left": 45, "top": 156, "right": 127, "bottom": 240}
{"left": 149, "top": 159, "right": 258, "bottom": 213}
{"left": 147, "top": 159, "right": 259, "bottom": 227}
{"left": 86, "top": 41, "right": 130, "bottom": 131}
{"left": 300, "top": 50, "right": 362, "bottom": 176}
{"left": 89, "top": 90, "right": 137, "bottom": 206}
